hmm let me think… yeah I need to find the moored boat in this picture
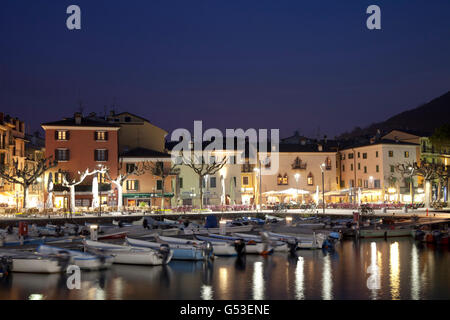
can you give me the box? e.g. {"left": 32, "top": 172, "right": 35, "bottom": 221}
{"left": 84, "top": 240, "right": 172, "bottom": 265}
{"left": 0, "top": 250, "right": 70, "bottom": 273}
{"left": 37, "top": 245, "right": 114, "bottom": 270}
{"left": 158, "top": 235, "right": 237, "bottom": 256}
{"left": 358, "top": 227, "right": 413, "bottom": 238}
{"left": 126, "top": 237, "right": 210, "bottom": 261}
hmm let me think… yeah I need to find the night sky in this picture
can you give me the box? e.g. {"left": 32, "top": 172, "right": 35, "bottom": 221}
{"left": 1, "top": 0, "right": 450, "bottom": 139}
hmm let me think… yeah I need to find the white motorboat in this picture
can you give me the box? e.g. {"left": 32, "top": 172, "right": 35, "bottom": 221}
{"left": 157, "top": 235, "right": 237, "bottom": 256}
{"left": 0, "top": 250, "right": 69, "bottom": 273}
{"left": 84, "top": 240, "right": 172, "bottom": 265}
{"left": 202, "top": 234, "right": 274, "bottom": 255}
{"left": 232, "top": 233, "right": 289, "bottom": 252}
{"left": 267, "top": 231, "right": 326, "bottom": 249}
{"left": 126, "top": 237, "right": 210, "bottom": 261}
{"left": 37, "top": 245, "right": 114, "bottom": 270}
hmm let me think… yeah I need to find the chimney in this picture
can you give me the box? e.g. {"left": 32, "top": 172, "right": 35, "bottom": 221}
{"left": 324, "top": 135, "right": 327, "bottom": 144}
{"left": 74, "top": 112, "right": 82, "bottom": 125}
{"left": 318, "top": 144, "right": 323, "bottom": 152}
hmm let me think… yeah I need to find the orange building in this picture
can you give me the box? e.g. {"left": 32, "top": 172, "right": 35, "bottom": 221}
{"left": 41, "top": 112, "right": 120, "bottom": 208}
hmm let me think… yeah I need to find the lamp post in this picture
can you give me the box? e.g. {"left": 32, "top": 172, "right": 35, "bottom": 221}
{"left": 294, "top": 173, "right": 300, "bottom": 205}
{"left": 320, "top": 163, "right": 326, "bottom": 215}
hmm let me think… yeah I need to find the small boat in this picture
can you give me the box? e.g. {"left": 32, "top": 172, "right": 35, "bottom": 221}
{"left": 196, "top": 235, "right": 272, "bottom": 255}
{"left": 267, "top": 231, "right": 326, "bottom": 249}
{"left": 98, "top": 231, "right": 128, "bottom": 240}
{"left": 158, "top": 235, "right": 237, "bottom": 256}
{"left": 231, "top": 233, "right": 289, "bottom": 252}
{"left": 126, "top": 237, "right": 210, "bottom": 261}
{"left": 84, "top": 240, "right": 172, "bottom": 265}
{"left": 0, "top": 250, "right": 70, "bottom": 273}
{"left": 37, "top": 245, "right": 114, "bottom": 270}
{"left": 358, "top": 227, "right": 413, "bottom": 238}
{"left": 182, "top": 224, "right": 254, "bottom": 235}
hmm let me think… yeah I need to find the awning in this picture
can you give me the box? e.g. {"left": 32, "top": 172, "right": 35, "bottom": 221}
{"left": 123, "top": 192, "right": 174, "bottom": 198}
{"left": 263, "top": 188, "right": 310, "bottom": 196}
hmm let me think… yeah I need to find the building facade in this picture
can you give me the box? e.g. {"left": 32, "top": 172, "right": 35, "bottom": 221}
{"left": 42, "top": 113, "right": 120, "bottom": 208}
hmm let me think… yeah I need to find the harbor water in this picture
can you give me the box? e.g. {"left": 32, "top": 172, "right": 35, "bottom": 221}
{"left": 0, "top": 238, "right": 448, "bottom": 300}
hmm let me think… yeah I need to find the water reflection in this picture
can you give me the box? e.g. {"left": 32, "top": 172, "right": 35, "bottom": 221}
{"left": 367, "top": 242, "right": 381, "bottom": 299}
{"left": 252, "top": 261, "right": 264, "bottom": 300}
{"left": 322, "top": 253, "right": 332, "bottom": 300}
{"left": 0, "top": 239, "right": 448, "bottom": 300}
{"left": 201, "top": 285, "right": 213, "bottom": 300}
{"left": 295, "top": 256, "right": 304, "bottom": 300}
{"left": 390, "top": 242, "right": 400, "bottom": 300}
{"left": 411, "top": 243, "right": 420, "bottom": 300}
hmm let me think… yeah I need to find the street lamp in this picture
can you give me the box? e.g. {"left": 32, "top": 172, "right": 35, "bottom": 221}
{"left": 294, "top": 173, "right": 300, "bottom": 205}
{"left": 320, "top": 163, "right": 326, "bottom": 215}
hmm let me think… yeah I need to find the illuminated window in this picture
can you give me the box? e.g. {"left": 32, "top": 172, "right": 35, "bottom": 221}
{"left": 55, "top": 130, "right": 69, "bottom": 140}
{"left": 95, "top": 131, "right": 108, "bottom": 141}
{"left": 307, "top": 172, "right": 313, "bottom": 185}
{"left": 97, "top": 172, "right": 106, "bottom": 183}
{"left": 242, "top": 176, "right": 249, "bottom": 185}
{"left": 282, "top": 174, "right": 288, "bottom": 185}
{"left": 388, "top": 151, "right": 394, "bottom": 157}
{"left": 126, "top": 180, "right": 139, "bottom": 191}
{"left": 404, "top": 151, "right": 409, "bottom": 158}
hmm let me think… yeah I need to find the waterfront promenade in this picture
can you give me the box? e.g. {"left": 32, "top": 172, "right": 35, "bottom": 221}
{"left": 0, "top": 207, "right": 449, "bottom": 226}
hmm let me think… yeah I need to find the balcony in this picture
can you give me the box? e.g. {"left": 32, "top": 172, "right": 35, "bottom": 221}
{"left": 291, "top": 157, "right": 307, "bottom": 170}
{"left": 241, "top": 164, "right": 255, "bottom": 173}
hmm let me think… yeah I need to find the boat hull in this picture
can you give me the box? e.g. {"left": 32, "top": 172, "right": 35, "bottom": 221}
{"left": 359, "top": 228, "right": 412, "bottom": 238}
{"left": 11, "top": 258, "right": 62, "bottom": 273}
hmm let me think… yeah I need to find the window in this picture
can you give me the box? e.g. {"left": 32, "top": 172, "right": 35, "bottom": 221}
{"left": 364, "top": 166, "right": 367, "bottom": 173}
{"left": 307, "top": 172, "right": 313, "bottom": 185}
{"left": 350, "top": 163, "right": 354, "bottom": 171}
{"left": 55, "top": 130, "right": 69, "bottom": 140}
{"left": 341, "top": 154, "right": 345, "bottom": 160}
{"left": 126, "top": 180, "right": 139, "bottom": 191}
{"left": 374, "top": 180, "right": 381, "bottom": 188}
{"left": 210, "top": 177, "right": 217, "bottom": 188}
{"left": 97, "top": 172, "right": 106, "bottom": 183}
{"left": 390, "top": 165, "right": 395, "bottom": 173}
{"left": 54, "top": 171, "right": 65, "bottom": 184}
{"left": 179, "top": 177, "right": 183, "bottom": 189}
{"left": 376, "top": 151, "right": 379, "bottom": 158}
{"left": 358, "top": 179, "right": 362, "bottom": 187}
{"left": 282, "top": 174, "right": 288, "bottom": 185}
{"left": 156, "top": 180, "right": 163, "bottom": 190}
{"left": 126, "top": 163, "right": 135, "bottom": 173}
{"left": 349, "top": 179, "right": 355, "bottom": 187}
{"left": 55, "top": 148, "right": 70, "bottom": 161}
{"left": 242, "top": 176, "right": 249, "bottom": 185}
{"left": 340, "top": 180, "right": 345, "bottom": 188}
{"left": 342, "top": 165, "right": 345, "bottom": 172}
{"left": 404, "top": 151, "right": 409, "bottom": 158}
{"left": 348, "top": 153, "right": 354, "bottom": 159}
{"left": 388, "top": 151, "right": 394, "bottom": 157}
{"left": 364, "top": 180, "right": 368, "bottom": 188}
{"left": 376, "top": 165, "right": 379, "bottom": 172}
{"left": 277, "top": 174, "right": 288, "bottom": 185}
{"left": 357, "top": 152, "right": 360, "bottom": 158}
{"left": 125, "top": 117, "right": 131, "bottom": 122}
{"left": 325, "top": 157, "right": 332, "bottom": 170}
{"left": 95, "top": 131, "right": 108, "bottom": 141}
{"left": 94, "top": 149, "right": 108, "bottom": 161}
{"left": 358, "top": 163, "right": 361, "bottom": 170}
{"left": 363, "top": 153, "right": 367, "bottom": 159}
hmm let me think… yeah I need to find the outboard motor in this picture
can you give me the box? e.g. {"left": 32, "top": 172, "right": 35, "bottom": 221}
{"left": 118, "top": 221, "right": 124, "bottom": 228}
{"left": 0, "top": 257, "right": 12, "bottom": 277}
{"left": 234, "top": 239, "right": 246, "bottom": 255}
{"left": 55, "top": 251, "right": 72, "bottom": 271}
{"left": 202, "top": 241, "right": 214, "bottom": 260}
{"left": 158, "top": 244, "right": 171, "bottom": 264}
{"left": 287, "top": 239, "right": 298, "bottom": 255}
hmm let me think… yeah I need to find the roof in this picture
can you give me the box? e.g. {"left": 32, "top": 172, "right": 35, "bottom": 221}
{"left": 340, "top": 139, "right": 419, "bottom": 151}
{"left": 383, "top": 129, "right": 431, "bottom": 138}
{"left": 120, "top": 147, "right": 171, "bottom": 158}
{"left": 42, "top": 116, "right": 120, "bottom": 128}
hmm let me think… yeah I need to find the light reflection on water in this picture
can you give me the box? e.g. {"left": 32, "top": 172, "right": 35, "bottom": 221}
{"left": 0, "top": 239, "right": 448, "bottom": 300}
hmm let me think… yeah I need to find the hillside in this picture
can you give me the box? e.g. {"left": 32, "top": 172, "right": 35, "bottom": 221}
{"left": 338, "top": 91, "right": 450, "bottom": 139}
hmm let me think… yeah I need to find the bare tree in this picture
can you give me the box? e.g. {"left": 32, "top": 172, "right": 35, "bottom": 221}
{"left": 104, "top": 161, "right": 146, "bottom": 212}
{"left": 0, "top": 157, "right": 57, "bottom": 209}
{"left": 62, "top": 167, "right": 106, "bottom": 212}
{"left": 395, "top": 162, "right": 416, "bottom": 204}
{"left": 179, "top": 153, "right": 227, "bottom": 209}
{"left": 142, "top": 161, "right": 179, "bottom": 210}
{"left": 412, "top": 161, "right": 438, "bottom": 208}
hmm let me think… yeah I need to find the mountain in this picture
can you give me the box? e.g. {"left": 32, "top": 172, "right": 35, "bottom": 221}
{"left": 337, "top": 91, "right": 450, "bottom": 139}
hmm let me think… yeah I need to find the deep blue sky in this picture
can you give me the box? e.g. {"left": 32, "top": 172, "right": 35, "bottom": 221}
{"left": 1, "top": 0, "right": 450, "bottom": 139}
